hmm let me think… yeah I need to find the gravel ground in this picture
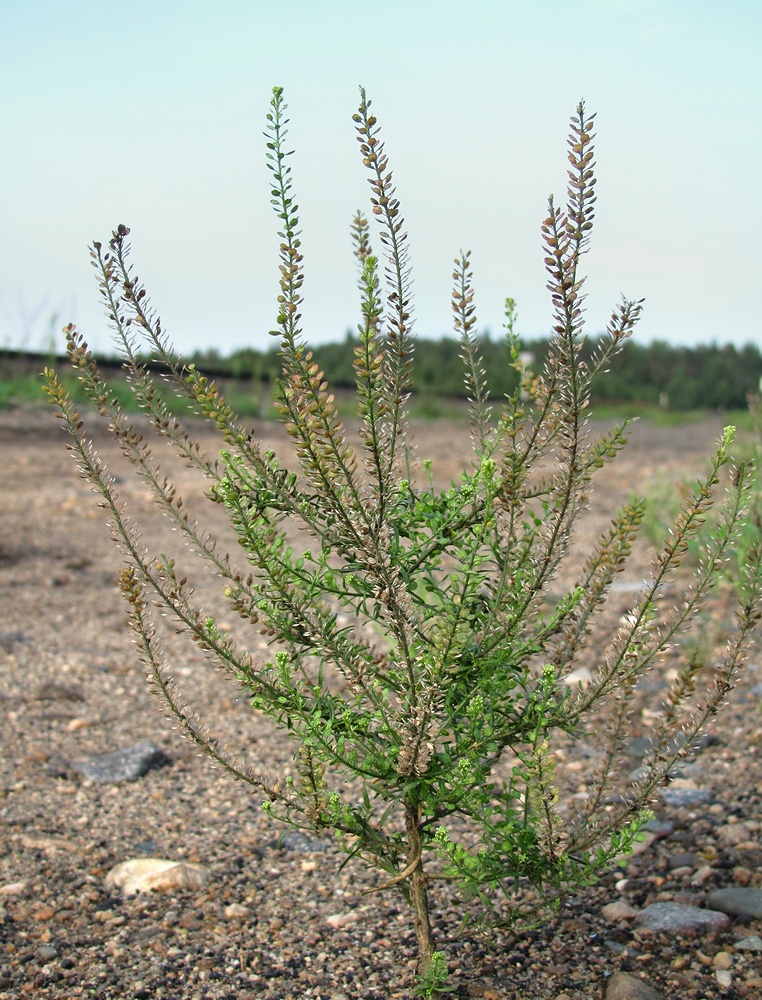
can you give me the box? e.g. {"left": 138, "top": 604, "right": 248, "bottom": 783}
{"left": 1, "top": 407, "right": 761, "bottom": 999}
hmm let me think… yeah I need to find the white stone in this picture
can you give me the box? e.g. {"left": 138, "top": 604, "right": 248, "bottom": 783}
{"left": 19, "top": 834, "right": 78, "bottom": 853}
{"left": 0, "top": 881, "right": 27, "bottom": 895}
{"left": 105, "top": 857, "right": 209, "bottom": 895}
{"left": 326, "top": 910, "right": 361, "bottom": 928}
{"left": 561, "top": 667, "right": 592, "bottom": 688}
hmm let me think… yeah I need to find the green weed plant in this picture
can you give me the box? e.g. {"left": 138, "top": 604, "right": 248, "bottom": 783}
{"left": 43, "top": 88, "right": 762, "bottom": 996}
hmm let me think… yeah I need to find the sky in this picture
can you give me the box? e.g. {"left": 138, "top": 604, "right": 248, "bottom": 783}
{"left": 1, "top": 0, "right": 761, "bottom": 358}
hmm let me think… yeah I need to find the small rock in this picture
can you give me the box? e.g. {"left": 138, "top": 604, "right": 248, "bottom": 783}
{"left": 0, "top": 630, "right": 27, "bottom": 651}
{"left": 278, "top": 830, "right": 327, "bottom": 853}
{"left": 561, "top": 667, "right": 592, "bottom": 688}
{"left": 707, "top": 887, "right": 762, "bottom": 919}
{"left": 659, "top": 787, "right": 714, "bottom": 807}
{"left": 691, "top": 865, "right": 714, "bottom": 886}
{"left": 635, "top": 902, "right": 730, "bottom": 934}
{"left": 603, "top": 940, "right": 632, "bottom": 956}
{"left": 66, "top": 717, "right": 98, "bottom": 732}
{"left": 736, "top": 846, "right": 762, "bottom": 869}
{"left": 326, "top": 911, "right": 361, "bottom": 929}
{"left": 133, "top": 839, "right": 159, "bottom": 855}
{"left": 715, "top": 969, "right": 732, "bottom": 988}
{"left": 668, "top": 852, "right": 698, "bottom": 870}
{"left": 624, "top": 736, "right": 653, "bottom": 758}
{"left": 716, "top": 823, "right": 754, "bottom": 847}
{"left": 70, "top": 740, "right": 169, "bottom": 782}
{"left": 733, "top": 865, "right": 753, "bottom": 885}
{"left": 223, "top": 903, "right": 250, "bottom": 920}
{"left": 32, "top": 682, "right": 85, "bottom": 702}
{"left": 0, "top": 881, "right": 27, "bottom": 895}
{"left": 36, "top": 946, "right": 58, "bottom": 961}
{"left": 605, "top": 971, "right": 664, "bottom": 999}
{"left": 19, "top": 834, "right": 78, "bottom": 854}
{"left": 641, "top": 819, "right": 673, "bottom": 837}
{"left": 735, "top": 935, "right": 762, "bottom": 951}
{"left": 712, "top": 951, "right": 732, "bottom": 970}
{"left": 105, "top": 858, "right": 209, "bottom": 895}
{"left": 669, "top": 866, "right": 694, "bottom": 880}
{"left": 628, "top": 831, "right": 659, "bottom": 856}
{"left": 602, "top": 901, "right": 639, "bottom": 922}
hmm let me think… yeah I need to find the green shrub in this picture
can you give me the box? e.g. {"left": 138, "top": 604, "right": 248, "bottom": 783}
{"left": 43, "top": 87, "right": 762, "bottom": 996}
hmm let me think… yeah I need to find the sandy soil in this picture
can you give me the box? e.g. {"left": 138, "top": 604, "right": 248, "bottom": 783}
{"left": 1, "top": 406, "right": 761, "bottom": 999}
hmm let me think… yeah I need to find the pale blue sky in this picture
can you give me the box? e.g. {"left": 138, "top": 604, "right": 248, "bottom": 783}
{"left": 2, "top": 0, "right": 760, "bottom": 356}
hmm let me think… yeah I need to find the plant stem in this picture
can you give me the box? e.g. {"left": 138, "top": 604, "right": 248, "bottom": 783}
{"left": 405, "top": 798, "right": 435, "bottom": 980}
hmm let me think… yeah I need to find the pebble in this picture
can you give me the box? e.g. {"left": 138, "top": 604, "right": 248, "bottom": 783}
{"left": 31, "top": 681, "right": 85, "bottom": 702}
{"left": 223, "top": 903, "right": 250, "bottom": 920}
{"left": 629, "top": 831, "right": 659, "bottom": 856}
{"left": 105, "top": 858, "right": 210, "bottom": 895}
{"left": 733, "top": 866, "right": 753, "bottom": 885}
{"left": 66, "top": 716, "right": 98, "bottom": 732}
{"left": 0, "top": 629, "right": 27, "bottom": 651}
{"left": 658, "top": 787, "right": 714, "bottom": 807}
{"left": 0, "top": 881, "right": 27, "bottom": 895}
{"left": 605, "top": 971, "right": 664, "bottom": 999}
{"left": 712, "top": 951, "right": 732, "bottom": 970}
{"left": 707, "top": 887, "right": 762, "bottom": 918}
{"left": 278, "top": 830, "right": 327, "bottom": 853}
{"left": 561, "top": 667, "right": 592, "bottom": 688}
{"left": 635, "top": 902, "right": 730, "bottom": 934}
{"left": 641, "top": 819, "right": 673, "bottom": 837}
{"left": 668, "top": 851, "right": 698, "bottom": 870}
{"left": 325, "top": 911, "right": 361, "bottom": 929}
{"left": 668, "top": 865, "right": 694, "bottom": 879}
{"left": 602, "top": 901, "right": 639, "bottom": 922}
{"left": 691, "top": 865, "right": 714, "bottom": 886}
{"left": 715, "top": 822, "right": 755, "bottom": 847}
{"left": 715, "top": 969, "right": 732, "bottom": 988}
{"left": 19, "top": 834, "right": 78, "bottom": 854}
{"left": 735, "top": 935, "right": 762, "bottom": 951}
{"left": 70, "top": 740, "right": 169, "bottom": 782}
{"left": 625, "top": 737, "right": 653, "bottom": 758}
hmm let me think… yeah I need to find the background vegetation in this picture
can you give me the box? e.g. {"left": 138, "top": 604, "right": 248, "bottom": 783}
{"left": 194, "top": 334, "right": 762, "bottom": 412}
{"left": 3, "top": 334, "right": 761, "bottom": 417}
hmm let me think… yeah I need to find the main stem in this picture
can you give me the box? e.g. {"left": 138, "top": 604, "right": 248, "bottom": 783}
{"left": 405, "top": 798, "right": 436, "bottom": 981}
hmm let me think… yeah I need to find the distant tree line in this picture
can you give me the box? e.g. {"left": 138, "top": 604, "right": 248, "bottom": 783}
{"left": 190, "top": 334, "right": 762, "bottom": 411}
